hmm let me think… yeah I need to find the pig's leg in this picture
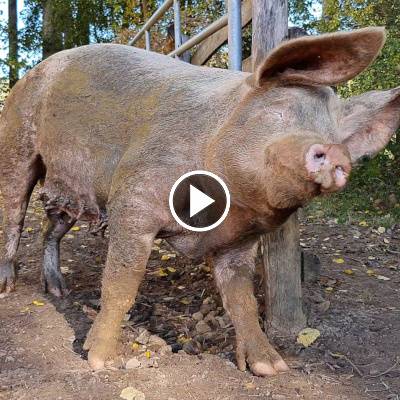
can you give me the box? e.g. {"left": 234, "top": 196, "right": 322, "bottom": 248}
{"left": 83, "top": 205, "right": 158, "bottom": 370}
{"left": 0, "top": 165, "right": 40, "bottom": 294}
{"left": 41, "top": 212, "right": 76, "bottom": 297}
{"left": 213, "top": 241, "right": 289, "bottom": 377}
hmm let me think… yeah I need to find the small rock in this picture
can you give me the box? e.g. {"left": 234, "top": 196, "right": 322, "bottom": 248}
{"left": 215, "top": 316, "right": 226, "bottom": 328}
{"left": 202, "top": 332, "right": 215, "bottom": 341}
{"left": 199, "top": 304, "right": 213, "bottom": 315}
{"left": 192, "top": 311, "right": 203, "bottom": 321}
{"left": 125, "top": 357, "right": 141, "bottom": 369}
{"left": 147, "top": 335, "right": 167, "bottom": 351}
{"left": 120, "top": 387, "right": 145, "bottom": 400}
{"left": 135, "top": 328, "right": 151, "bottom": 345}
{"left": 225, "top": 360, "right": 236, "bottom": 369}
{"left": 317, "top": 300, "right": 330, "bottom": 313}
{"left": 158, "top": 345, "right": 172, "bottom": 356}
{"left": 195, "top": 320, "right": 212, "bottom": 334}
{"left": 171, "top": 343, "right": 183, "bottom": 353}
{"left": 216, "top": 316, "right": 231, "bottom": 329}
{"left": 204, "top": 311, "right": 216, "bottom": 322}
{"left": 182, "top": 341, "right": 201, "bottom": 355}
{"left": 164, "top": 330, "right": 177, "bottom": 339}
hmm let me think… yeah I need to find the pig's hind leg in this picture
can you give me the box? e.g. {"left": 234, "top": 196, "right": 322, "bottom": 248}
{"left": 212, "top": 241, "right": 289, "bottom": 377}
{"left": 0, "top": 157, "right": 43, "bottom": 294}
{"left": 41, "top": 211, "right": 76, "bottom": 297}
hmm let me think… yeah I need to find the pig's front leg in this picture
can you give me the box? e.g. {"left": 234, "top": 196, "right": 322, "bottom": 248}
{"left": 83, "top": 198, "right": 161, "bottom": 370}
{"left": 212, "top": 241, "right": 289, "bottom": 376}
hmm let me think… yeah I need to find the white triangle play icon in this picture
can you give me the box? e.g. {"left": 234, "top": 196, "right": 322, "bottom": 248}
{"left": 190, "top": 185, "right": 215, "bottom": 218}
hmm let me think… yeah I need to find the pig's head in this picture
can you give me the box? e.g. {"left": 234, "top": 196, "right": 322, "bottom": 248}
{"left": 209, "top": 27, "right": 400, "bottom": 212}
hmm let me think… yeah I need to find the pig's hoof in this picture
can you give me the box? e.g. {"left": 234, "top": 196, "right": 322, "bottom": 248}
{"left": 42, "top": 270, "right": 70, "bottom": 298}
{"left": 236, "top": 334, "right": 289, "bottom": 377}
{"left": 86, "top": 340, "right": 118, "bottom": 371}
{"left": 0, "top": 261, "right": 16, "bottom": 294}
{"left": 84, "top": 323, "right": 118, "bottom": 370}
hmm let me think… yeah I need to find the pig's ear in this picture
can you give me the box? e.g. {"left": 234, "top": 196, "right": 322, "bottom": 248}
{"left": 253, "top": 27, "right": 385, "bottom": 87}
{"left": 338, "top": 87, "right": 400, "bottom": 163}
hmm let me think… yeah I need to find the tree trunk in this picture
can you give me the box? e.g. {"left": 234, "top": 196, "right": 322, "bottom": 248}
{"left": 252, "top": 0, "right": 306, "bottom": 335}
{"left": 77, "top": 0, "right": 90, "bottom": 46}
{"left": 8, "top": 0, "right": 18, "bottom": 88}
{"left": 42, "top": 0, "right": 63, "bottom": 59}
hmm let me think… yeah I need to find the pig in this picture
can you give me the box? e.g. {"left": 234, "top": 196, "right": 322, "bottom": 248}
{"left": 0, "top": 27, "right": 399, "bottom": 376}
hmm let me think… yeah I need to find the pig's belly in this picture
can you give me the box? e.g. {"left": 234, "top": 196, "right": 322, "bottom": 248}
{"left": 159, "top": 219, "right": 260, "bottom": 262}
{"left": 162, "top": 232, "right": 208, "bottom": 262}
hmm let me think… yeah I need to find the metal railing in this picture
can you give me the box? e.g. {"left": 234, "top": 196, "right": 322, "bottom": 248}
{"left": 128, "top": 0, "right": 243, "bottom": 71}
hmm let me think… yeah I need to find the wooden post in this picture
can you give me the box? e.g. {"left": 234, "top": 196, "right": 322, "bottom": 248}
{"left": 252, "top": 0, "right": 306, "bottom": 335}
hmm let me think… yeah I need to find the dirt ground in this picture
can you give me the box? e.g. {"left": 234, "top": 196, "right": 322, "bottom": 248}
{"left": 1, "top": 191, "right": 400, "bottom": 400}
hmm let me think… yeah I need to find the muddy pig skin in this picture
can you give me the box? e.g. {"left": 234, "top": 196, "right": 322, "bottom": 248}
{"left": 0, "top": 27, "right": 399, "bottom": 375}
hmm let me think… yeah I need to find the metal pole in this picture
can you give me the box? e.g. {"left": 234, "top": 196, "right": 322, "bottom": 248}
{"left": 128, "top": 0, "right": 173, "bottom": 46}
{"left": 168, "top": 15, "right": 228, "bottom": 57}
{"left": 145, "top": 30, "right": 151, "bottom": 50}
{"left": 228, "top": 0, "right": 242, "bottom": 71}
{"left": 173, "top": 0, "right": 182, "bottom": 58}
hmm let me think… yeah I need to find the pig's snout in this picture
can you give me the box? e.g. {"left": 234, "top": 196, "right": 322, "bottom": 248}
{"left": 305, "top": 143, "right": 352, "bottom": 193}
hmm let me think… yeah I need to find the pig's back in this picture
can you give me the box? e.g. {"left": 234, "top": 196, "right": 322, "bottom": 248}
{"left": 25, "top": 44, "right": 245, "bottom": 208}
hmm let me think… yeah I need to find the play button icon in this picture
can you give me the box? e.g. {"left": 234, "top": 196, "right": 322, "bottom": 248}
{"left": 190, "top": 185, "right": 215, "bottom": 218}
{"left": 169, "top": 170, "right": 230, "bottom": 232}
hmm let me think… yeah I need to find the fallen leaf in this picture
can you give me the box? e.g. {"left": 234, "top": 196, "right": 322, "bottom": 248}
{"left": 180, "top": 298, "right": 191, "bottom": 305}
{"left": 383, "top": 238, "right": 390, "bottom": 244}
{"left": 366, "top": 269, "right": 376, "bottom": 276}
{"left": 177, "top": 335, "right": 190, "bottom": 344}
{"left": 32, "top": 300, "right": 45, "bottom": 306}
{"left": 161, "top": 255, "right": 171, "bottom": 261}
{"left": 158, "top": 268, "right": 168, "bottom": 277}
{"left": 377, "top": 226, "right": 386, "bottom": 234}
{"left": 325, "top": 287, "right": 334, "bottom": 293}
{"left": 343, "top": 269, "right": 354, "bottom": 275}
{"left": 330, "top": 352, "right": 344, "bottom": 359}
{"left": 131, "top": 343, "right": 140, "bottom": 351}
{"left": 120, "top": 387, "right": 145, "bottom": 400}
{"left": 297, "top": 328, "right": 321, "bottom": 347}
{"left": 244, "top": 382, "right": 256, "bottom": 390}
{"left": 71, "top": 226, "right": 80, "bottom": 232}
{"left": 359, "top": 221, "right": 368, "bottom": 227}
{"left": 145, "top": 350, "right": 151, "bottom": 359}
{"left": 167, "top": 267, "right": 176, "bottom": 273}
{"left": 333, "top": 258, "right": 345, "bottom": 264}
{"left": 25, "top": 227, "right": 34, "bottom": 233}
{"left": 376, "top": 275, "right": 390, "bottom": 281}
